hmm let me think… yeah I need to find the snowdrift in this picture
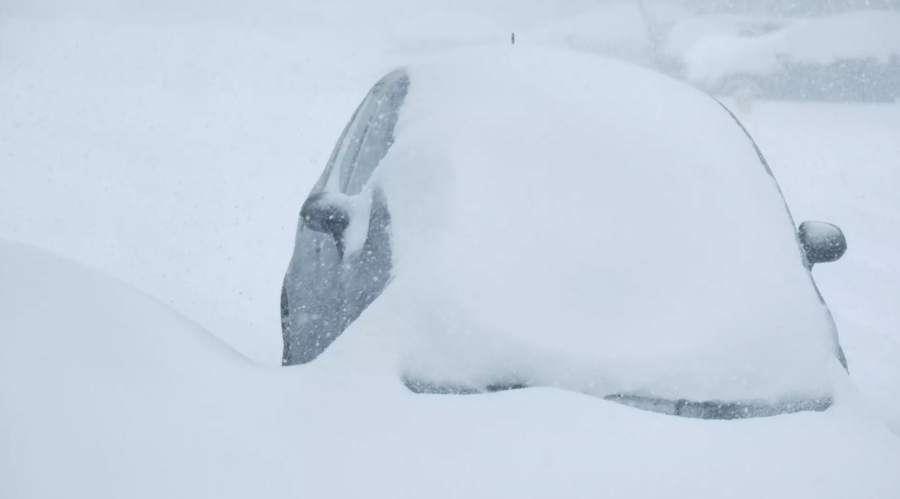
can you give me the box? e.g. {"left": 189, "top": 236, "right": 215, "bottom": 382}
{"left": 675, "top": 11, "right": 900, "bottom": 101}
{"left": 3, "top": 241, "right": 900, "bottom": 498}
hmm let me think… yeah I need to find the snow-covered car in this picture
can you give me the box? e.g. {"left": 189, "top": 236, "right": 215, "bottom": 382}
{"left": 4, "top": 48, "right": 899, "bottom": 499}
{"left": 281, "top": 47, "right": 851, "bottom": 417}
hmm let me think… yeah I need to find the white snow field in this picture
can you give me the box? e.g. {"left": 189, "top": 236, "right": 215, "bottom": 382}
{"left": 2, "top": 1, "right": 900, "bottom": 496}
{"left": 3, "top": 239, "right": 900, "bottom": 498}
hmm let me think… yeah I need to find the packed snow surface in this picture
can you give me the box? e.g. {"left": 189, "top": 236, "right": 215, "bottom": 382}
{"left": 2, "top": 239, "right": 900, "bottom": 498}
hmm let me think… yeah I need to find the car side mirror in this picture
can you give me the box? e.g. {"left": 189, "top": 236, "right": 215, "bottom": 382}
{"left": 798, "top": 221, "right": 847, "bottom": 267}
{"left": 301, "top": 192, "right": 351, "bottom": 258}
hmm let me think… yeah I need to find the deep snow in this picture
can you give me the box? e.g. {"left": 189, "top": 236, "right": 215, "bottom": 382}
{"left": 676, "top": 11, "right": 900, "bottom": 89}
{"left": 2, "top": 1, "right": 900, "bottom": 493}
{"left": 3, "top": 239, "right": 900, "bottom": 498}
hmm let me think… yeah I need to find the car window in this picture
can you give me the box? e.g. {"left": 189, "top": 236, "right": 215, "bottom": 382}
{"left": 334, "top": 91, "right": 381, "bottom": 192}
{"left": 315, "top": 70, "right": 409, "bottom": 195}
{"left": 281, "top": 69, "right": 409, "bottom": 366}
{"left": 346, "top": 70, "right": 409, "bottom": 194}
{"left": 308, "top": 100, "right": 365, "bottom": 193}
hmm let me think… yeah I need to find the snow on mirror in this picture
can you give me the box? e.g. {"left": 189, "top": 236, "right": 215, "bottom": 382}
{"left": 798, "top": 221, "right": 847, "bottom": 266}
{"left": 300, "top": 191, "right": 373, "bottom": 260}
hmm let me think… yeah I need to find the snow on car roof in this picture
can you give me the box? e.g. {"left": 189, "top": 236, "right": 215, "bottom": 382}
{"left": 324, "top": 47, "right": 845, "bottom": 402}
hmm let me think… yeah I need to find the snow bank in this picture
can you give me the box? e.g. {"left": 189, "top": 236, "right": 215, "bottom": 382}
{"left": 3, "top": 239, "right": 900, "bottom": 498}
{"left": 680, "top": 11, "right": 900, "bottom": 90}
{"left": 663, "top": 14, "right": 794, "bottom": 62}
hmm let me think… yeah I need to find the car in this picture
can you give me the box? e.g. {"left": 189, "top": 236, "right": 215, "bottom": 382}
{"left": 4, "top": 48, "right": 898, "bottom": 499}
{"left": 281, "top": 47, "right": 851, "bottom": 417}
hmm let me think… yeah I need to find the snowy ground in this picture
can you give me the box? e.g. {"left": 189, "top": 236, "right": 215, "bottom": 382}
{"left": 1, "top": 1, "right": 898, "bottom": 432}
{"left": 6, "top": 239, "right": 899, "bottom": 498}
{"left": 735, "top": 101, "right": 900, "bottom": 433}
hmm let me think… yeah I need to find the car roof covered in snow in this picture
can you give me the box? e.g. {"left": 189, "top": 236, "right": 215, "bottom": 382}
{"left": 331, "top": 47, "right": 845, "bottom": 402}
